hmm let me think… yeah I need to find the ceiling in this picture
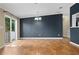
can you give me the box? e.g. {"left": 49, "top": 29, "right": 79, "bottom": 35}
{"left": 0, "top": 3, "right": 74, "bottom": 18}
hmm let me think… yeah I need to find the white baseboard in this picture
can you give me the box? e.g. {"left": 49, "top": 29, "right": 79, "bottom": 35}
{"left": 20, "top": 37, "right": 63, "bottom": 39}
{"left": 70, "top": 42, "right": 79, "bottom": 48}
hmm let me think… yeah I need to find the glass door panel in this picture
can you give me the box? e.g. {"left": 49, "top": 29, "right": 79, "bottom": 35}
{"left": 11, "top": 19, "right": 16, "bottom": 42}
{"left": 5, "top": 17, "right": 10, "bottom": 43}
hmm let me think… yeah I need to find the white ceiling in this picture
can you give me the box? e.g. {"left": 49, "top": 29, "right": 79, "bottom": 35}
{"left": 0, "top": 3, "right": 74, "bottom": 18}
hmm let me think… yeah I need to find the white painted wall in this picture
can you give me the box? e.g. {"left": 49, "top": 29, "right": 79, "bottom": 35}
{"left": 63, "top": 15, "right": 70, "bottom": 38}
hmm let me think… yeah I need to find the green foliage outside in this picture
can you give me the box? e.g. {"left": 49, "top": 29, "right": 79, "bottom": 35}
{"left": 5, "top": 17, "right": 10, "bottom": 32}
{"left": 5, "top": 17, "right": 15, "bottom": 32}
{"left": 12, "top": 20, "right": 15, "bottom": 31}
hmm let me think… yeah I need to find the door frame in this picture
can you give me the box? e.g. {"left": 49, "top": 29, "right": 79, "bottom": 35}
{"left": 4, "top": 15, "right": 11, "bottom": 44}
{"left": 4, "top": 15, "right": 17, "bottom": 43}
{"left": 11, "top": 17, "right": 17, "bottom": 41}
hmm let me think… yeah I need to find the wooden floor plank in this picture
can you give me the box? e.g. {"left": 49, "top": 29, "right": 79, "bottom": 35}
{"left": 0, "top": 38, "right": 79, "bottom": 55}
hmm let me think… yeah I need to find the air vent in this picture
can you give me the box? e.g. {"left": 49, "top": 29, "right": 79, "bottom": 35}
{"left": 59, "top": 7, "right": 63, "bottom": 9}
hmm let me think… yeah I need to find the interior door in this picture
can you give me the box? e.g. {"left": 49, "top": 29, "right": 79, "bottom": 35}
{"left": 5, "top": 17, "right": 10, "bottom": 43}
{"left": 10, "top": 19, "right": 16, "bottom": 42}
{"left": 5, "top": 16, "right": 17, "bottom": 43}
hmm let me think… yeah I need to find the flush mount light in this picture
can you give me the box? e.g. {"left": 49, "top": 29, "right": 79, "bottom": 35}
{"left": 34, "top": 17, "right": 42, "bottom": 21}
{"left": 59, "top": 7, "right": 63, "bottom": 9}
{"left": 39, "top": 17, "right": 42, "bottom": 20}
{"left": 34, "top": 17, "right": 39, "bottom": 21}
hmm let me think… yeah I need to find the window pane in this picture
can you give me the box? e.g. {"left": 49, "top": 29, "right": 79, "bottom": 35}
{"left": 12, "top": 20, "right": 15, "bottom": 31}
{"left": 5, "top": 17, "right": 10, "bottom": 32}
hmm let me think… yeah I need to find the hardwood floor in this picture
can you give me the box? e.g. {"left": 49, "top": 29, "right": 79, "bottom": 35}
{"left": 0, "top": 38, "right": 79, "bottom": 55}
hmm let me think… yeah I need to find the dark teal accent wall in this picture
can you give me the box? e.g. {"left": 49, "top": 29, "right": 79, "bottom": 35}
{"left": 70, "top": 3, "right": 79, "bottom": 44}
{"left": 20, "top": 14, "right": 63, "bottom": 37}
{"left": 70, "top": 28, "right": 79, "bottom": 44}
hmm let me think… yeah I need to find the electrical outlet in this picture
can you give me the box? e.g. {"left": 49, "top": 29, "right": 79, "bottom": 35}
{"left": 58, "top": 33, "right": 60, "bottom": 36}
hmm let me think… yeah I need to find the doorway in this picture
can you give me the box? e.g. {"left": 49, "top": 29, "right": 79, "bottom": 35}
{"left": 5, "top": 16, "right": 10, "bottom": 44}
{"left": 5, "top": 15, "right": 17, "bottom": 44}
{"left": 10, "top": 18, "right": 17, "bottom": 42}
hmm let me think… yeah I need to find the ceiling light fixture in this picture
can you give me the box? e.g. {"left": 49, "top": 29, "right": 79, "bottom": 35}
{"left": 34, "top": 17, "right": 42, "bottom": 21}
{"left": 34, "top": 4, "right": 42, "bottom": 21}
{"left": 59, "top": 7, "right": 63, "bottom": 9}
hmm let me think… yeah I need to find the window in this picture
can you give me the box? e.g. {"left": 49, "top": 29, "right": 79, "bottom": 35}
{"left": 5, "top": 17, "right": 10, "bottom": 32}
{"left": 12, "top": 20, "right": 15, "bottom": 31}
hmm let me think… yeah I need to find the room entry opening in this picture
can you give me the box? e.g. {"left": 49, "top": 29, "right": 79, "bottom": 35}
{"left": 5, "top": 15, "right": 17, "bottom": 44}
